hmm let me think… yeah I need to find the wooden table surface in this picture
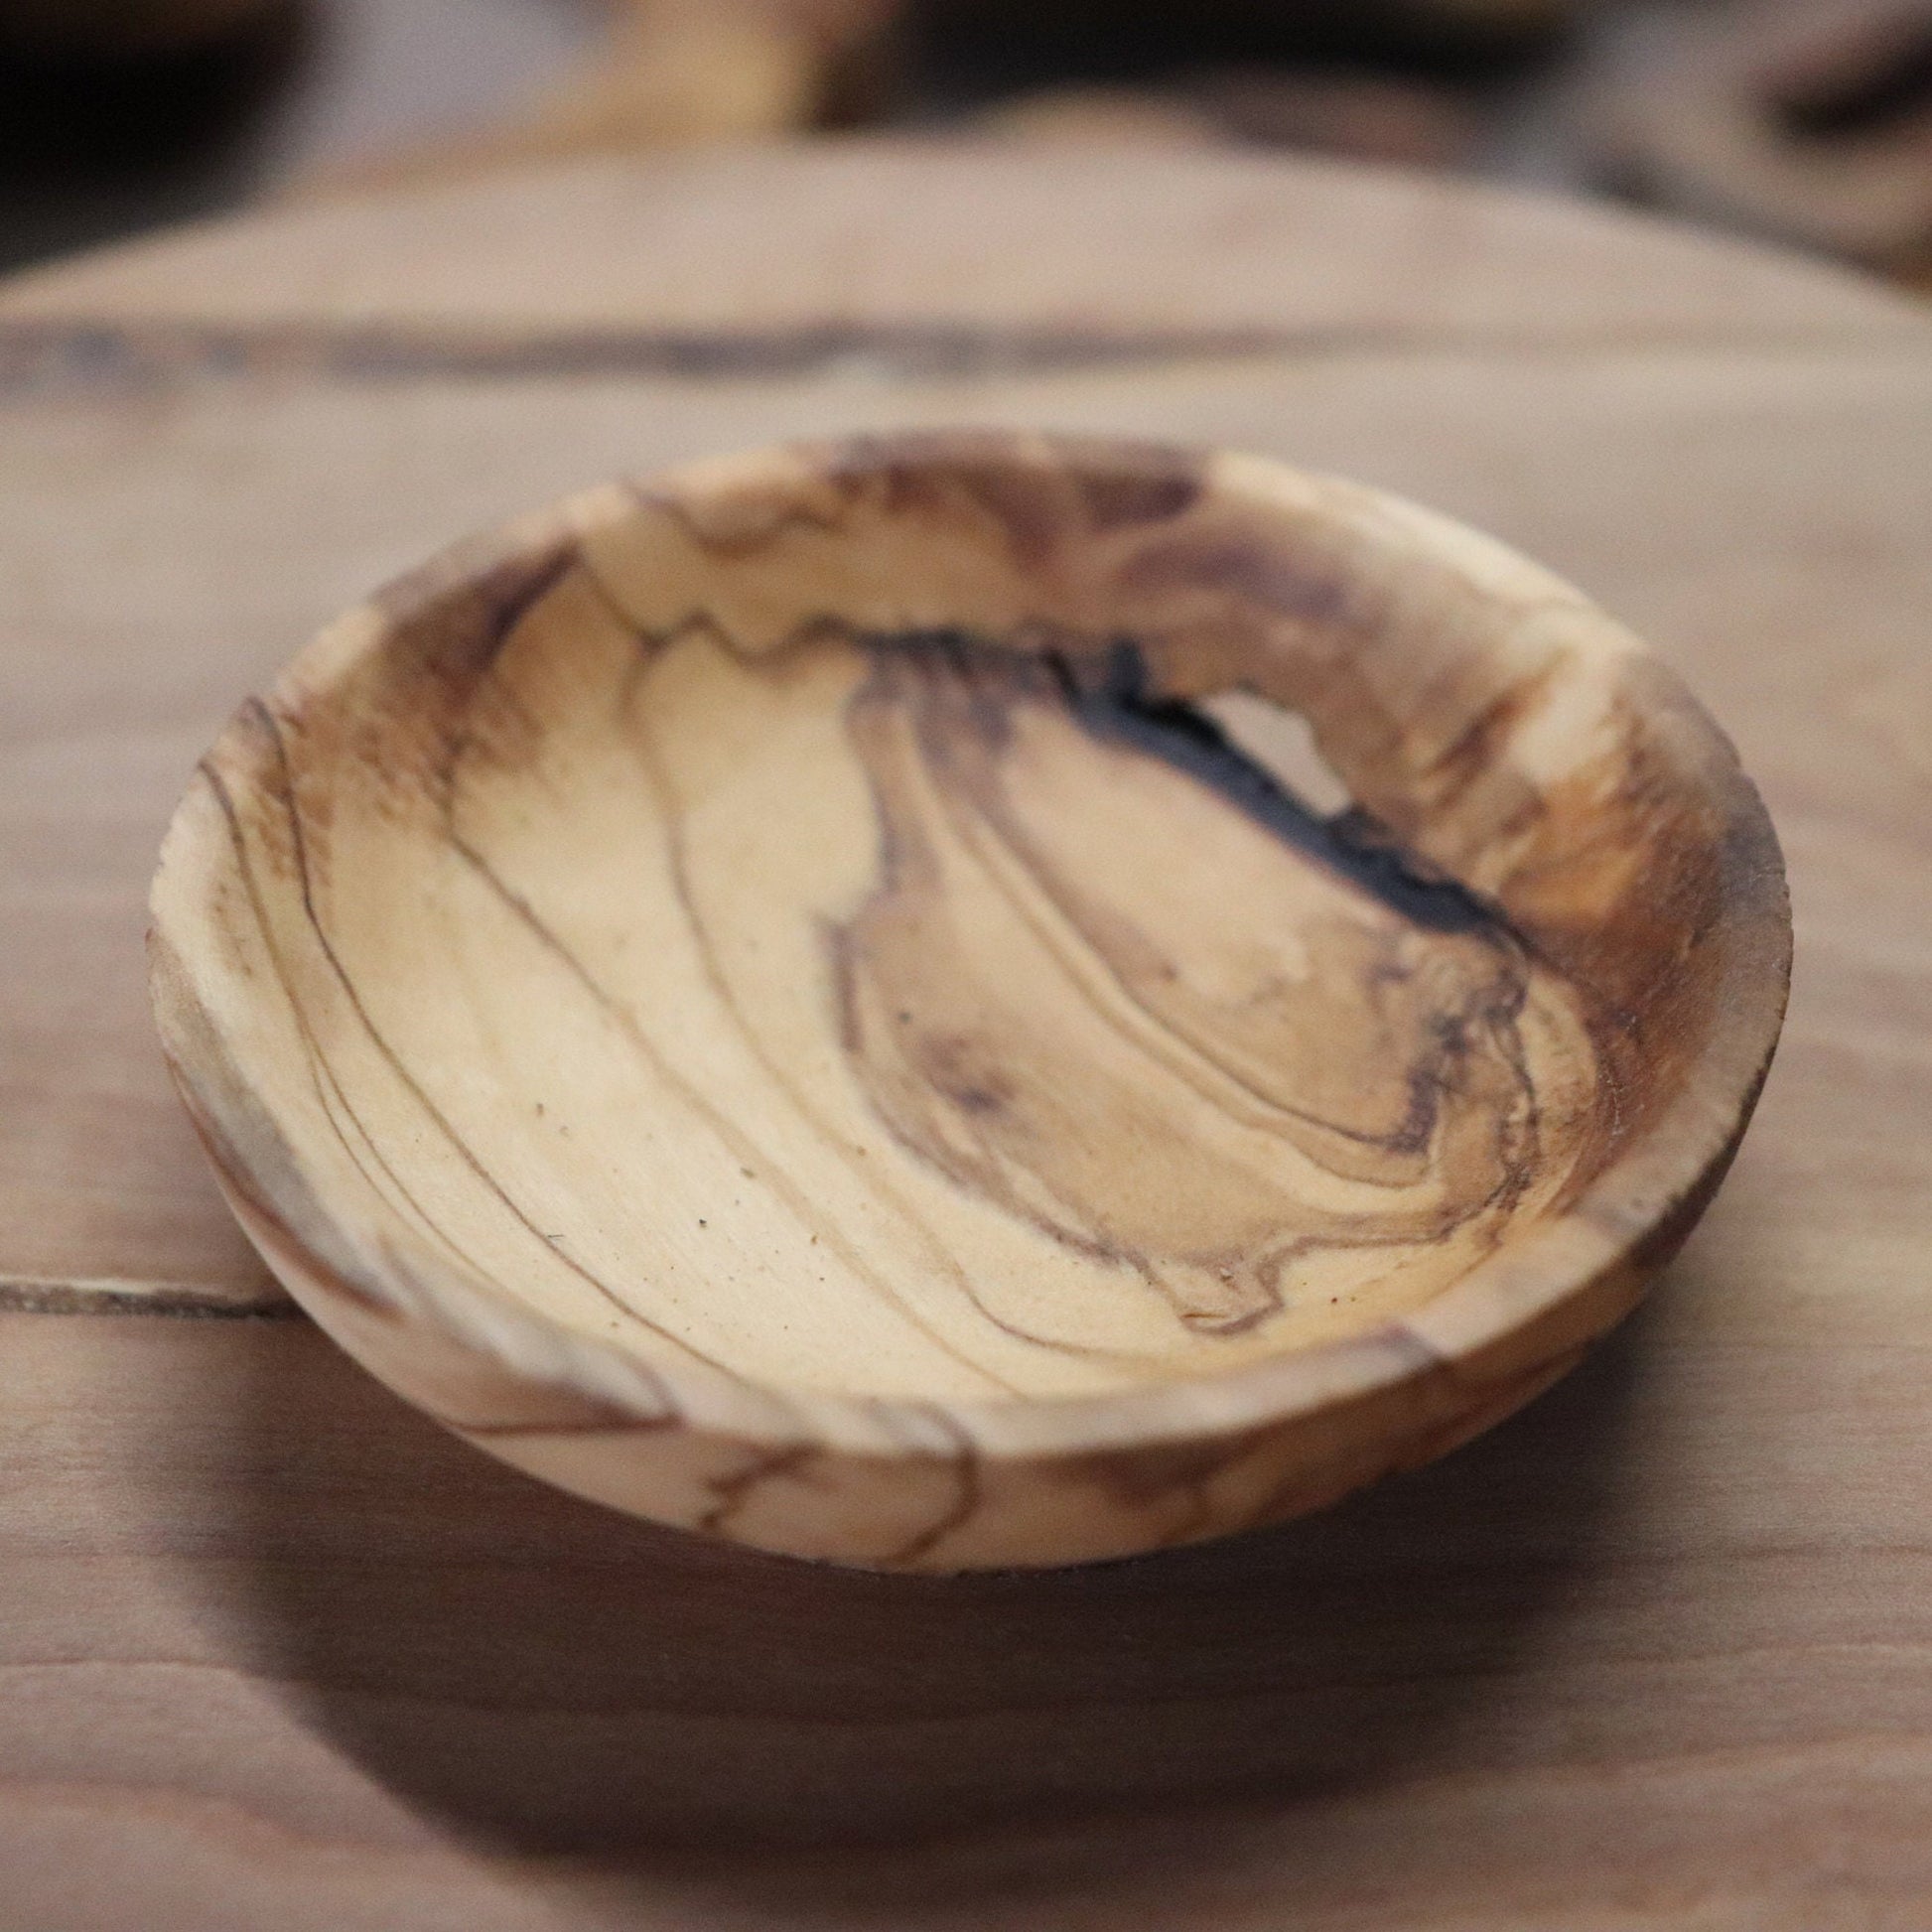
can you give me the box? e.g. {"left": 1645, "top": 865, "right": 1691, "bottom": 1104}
{"left": 3, "top": 144, "right": 1930, "bottom": 1930}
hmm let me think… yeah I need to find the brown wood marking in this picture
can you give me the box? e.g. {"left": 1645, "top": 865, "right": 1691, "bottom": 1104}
{"left": 564, "top": 559, "right": 1189, "bottom": 1376}
{"left": 1044, "top": 650, "right": 1543, "bottom": 1187}
{"left": 562, "top": 448, "right": 1594, "bottom": 1358}
{"left": 564, "top": 453, "right": 1581, "bottom": 1363}
{"left": 1083, "top": 1431, "right": 1274, "bottom": 1554}
{"left": 437, "top": 823, "right": 1015, "bottom": 1400}
{"left": 882, "top": 1404, "right": 985, "bottom": 1570}
{"left": 1417, "top": 662, "right": 1561, "bottom": 822}
{"left": 633, "top": 478, "right": 853, "bottom": 556}
{"left": 242, "top": 674, "right": 743, "bottom": 1383}
{"left": 596, "top": 600, "right": 1158, "bottom": 1377}
{"left": 436, "top": 730, "right": 1026, "bottom": 1398}
{"left": 609, "top": 620, "right": 1042, "bottom": 1390}
{"left": 166, "top": 1059, "right": 402, "bottom": 1326}
{"left": 833, "top": 631, "right": 1566, "bottom": 1337}
{"left": 192, "top": 743, "right": 515, "bottom": 1305}
{"left": 424, "top": 558, "right": 1035, "bottom": 1393}
{"left": 226, "top": 547, "right": 794, "bottom": 1398}
{"left": 697, "top": 1442, "right": 819, "bottom": 1536}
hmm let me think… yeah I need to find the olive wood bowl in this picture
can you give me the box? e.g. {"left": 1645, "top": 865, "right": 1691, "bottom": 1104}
{"left": 150, "top": 432, "right": 1790, "bottom": 1571}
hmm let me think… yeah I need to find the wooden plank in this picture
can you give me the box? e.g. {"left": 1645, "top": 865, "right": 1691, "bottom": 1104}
{"left": 2, "top": 1303, "right": 1930, "bottom": 1930}
{"left": 1, "top": 146, "right": 1930, "bottom": 1922}
{"left": 3, "top": 146, "right": 1926, "bottom": 351}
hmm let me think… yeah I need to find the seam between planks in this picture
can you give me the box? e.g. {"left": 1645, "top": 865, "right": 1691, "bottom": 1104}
{"left": 0, "top": 1276, "right": 294, "bottom": 1317}
{"left": 0, "top": 316, "right": 1925, "bottom": 398}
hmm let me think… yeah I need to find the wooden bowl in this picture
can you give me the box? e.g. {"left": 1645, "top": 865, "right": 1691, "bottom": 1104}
{"left": 149, "top": 432, "right": 1789, "bottom": 1571}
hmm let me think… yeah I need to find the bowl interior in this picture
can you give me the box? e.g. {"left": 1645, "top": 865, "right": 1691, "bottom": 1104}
{"left": 163, "top": 435, "right": 1773, "bottom": 1407}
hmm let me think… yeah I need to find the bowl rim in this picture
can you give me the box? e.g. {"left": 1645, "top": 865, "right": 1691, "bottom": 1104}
{"left": 150, "top": 431, "right": 1792, "bottom": 1465}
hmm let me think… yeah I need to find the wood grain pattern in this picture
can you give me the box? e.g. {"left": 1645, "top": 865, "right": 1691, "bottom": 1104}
{"left": 148, "top": 430, "right": 1785, "bottom": 1567}
{"left": 1, "top": 143, "right": 1930, "bottom": 1921}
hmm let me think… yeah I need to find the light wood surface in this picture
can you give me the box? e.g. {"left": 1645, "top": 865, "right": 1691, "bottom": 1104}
{"left": 148, "top": 428, "right": 1784, "bottom": 1567}
{"left": 2, "top": 140, "right": 1930, "bottom": 1913}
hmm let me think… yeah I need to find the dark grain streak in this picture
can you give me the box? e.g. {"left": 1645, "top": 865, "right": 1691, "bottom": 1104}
{"left": 572, "top": 587, "right": 1174, "bottom": 1374}
{"left": 1062, "top": 640, "right": 1496, "bottom": 937}
{"left": 636, "top": 483, "right": 850, "bottom": 559}
{"left": 194, "top": 750, "right": 497, "bottom": 1305}
{"left": 884, "top": 1407, "right": 983, "bottom": 1569}
{"left": 0, "top": 315, "right": 1893, "bottom": 402}
{"left": 171, "top": 1069, "right": 398, "bottom": 1326}
{"left": 242, "top": 702, "right": 733, "bottom": 1387}
{"left": 832, "top": 626, "right": 1559, "bottom": 1330}
{"left": 437, "top": 730, "right": 1031, "bottom": 1394}
{"left": 698, "top": 1443, "right": 817, "bottom": 1535}
{"left": 615, "top": 659, "right": 1044, "bottom": 1392}
{"left": 1421, "top": 666, "right": 1558, "bottom": 818}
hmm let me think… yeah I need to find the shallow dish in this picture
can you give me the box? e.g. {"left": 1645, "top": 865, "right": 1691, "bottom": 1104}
{"left": 150, "top": 432, "right": 1789, "bottom": 1570}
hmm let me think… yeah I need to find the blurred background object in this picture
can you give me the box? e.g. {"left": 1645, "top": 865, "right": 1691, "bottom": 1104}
{"left": 301, "top": 1, "right": 899, "bottom": 197}
{"left": 1, "top": 0, "right": 1929, "bottom": 292}
{"left": 0, "top": 0, "right": 601, "bottom": 270}
{"left": 0, "top": 0, "right": 280, "bottom": 53}
{"left": 1592, "top": 2, "right": 1932, "bottom": 283}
